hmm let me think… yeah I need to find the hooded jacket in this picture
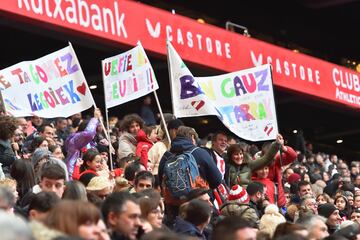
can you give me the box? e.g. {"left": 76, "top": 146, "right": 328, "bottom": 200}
{"left": 158, "top": 137, "right": 222, "bottom": 205}
{"left": 174, "top": 217, "right": 207, "bottom": 240}
{"left": 135, "top": 129, "right": 153, "bottom": 169}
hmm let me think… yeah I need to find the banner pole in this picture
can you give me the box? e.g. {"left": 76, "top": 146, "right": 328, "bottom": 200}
{"left": 68, "top": 42, "right": 108, "bottom": 136}
{"left": 101, "top": 60, "right": 114, "bottom": 171}
{"left": 153, "top": 90, "right": 171, "bottom": 144}
{"left": 68, "top": 42, "right": 114, "bottom": 165}
{"left": 166, "top": 40, "right": 176, "bottom": 117}
{"left": 268, "top": 64, "right": 283, "bottom": 167}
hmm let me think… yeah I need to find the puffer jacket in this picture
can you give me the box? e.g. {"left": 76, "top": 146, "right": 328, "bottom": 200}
{"left": 225, "top": 141, "right": 280, "bottom": 188}
{"left": 220, "top": 201, "right": 259, "bottom": 225}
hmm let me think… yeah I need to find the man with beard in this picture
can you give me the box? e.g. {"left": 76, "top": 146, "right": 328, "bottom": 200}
{"left": 246, "top": 182, "right": 266, "bottom": 218}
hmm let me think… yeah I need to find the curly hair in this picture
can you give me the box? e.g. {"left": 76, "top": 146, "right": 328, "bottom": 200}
{"left": 119, "top": 114, "right": 144, "bottom": 132}
{"left": 0, "top": 116, "right": 18, "bottom": 140}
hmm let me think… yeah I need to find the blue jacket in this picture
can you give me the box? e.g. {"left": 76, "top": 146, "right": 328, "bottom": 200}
{"left": 158, "top": 136, "right": 222, "bottom": 190}
{"left": 174, "top": 217, "right": 207, "bottom": 240}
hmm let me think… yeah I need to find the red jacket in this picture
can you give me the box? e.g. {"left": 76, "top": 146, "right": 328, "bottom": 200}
{"left": 72, "top": 165, "right": 123, "bottom": 180}
{"left": 252, "top": 146, "right": 297, "bottom": 207}
{"left": 136, "top": 129, "right": 154, "bottom": 169}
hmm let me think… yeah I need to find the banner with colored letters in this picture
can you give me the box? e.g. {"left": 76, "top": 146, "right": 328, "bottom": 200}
{"left": 0, "top": 44, "right": 94, "bottom": 117}
{"left": 168, "top": 42, "right": 279, "bottom": 141}
{"left": 102, "top": 42, "right": 159, "bottom": 108}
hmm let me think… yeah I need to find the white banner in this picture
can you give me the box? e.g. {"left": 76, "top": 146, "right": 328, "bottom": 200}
{"left": 0, "top": 44, "right": 94, "bottom": 117}
{"left": 168, "top": 42, "right": 279, "bottom": 141}
{"left": 102, "top": 42, "right": 159, "bottom": 108}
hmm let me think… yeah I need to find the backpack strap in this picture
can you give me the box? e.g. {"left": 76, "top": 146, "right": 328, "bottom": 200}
{"left": 189, "top": 147, "right": 200, "bottom": 155}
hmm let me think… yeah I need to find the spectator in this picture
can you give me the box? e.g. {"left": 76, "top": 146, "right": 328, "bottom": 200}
{"left": 147, "top": 118, "right": 184, "bottom": 176}
{"left": 48, "top": 145, "right": 64, "bottom": 161}
{"left": 138, "top": 189, "right": 165, "bottom": 229}
{"left": 0, "top": 186, "right": 16, "bottom": 213}
{"left": 209, "top": 131, "right": 228, "bottom": 178}
{"left": 298, "top": 181, "right": 314, "bottom": 198}
{"left": 259, "top": 204, "right": 286, "bottom": 238}
{"left": 318, "top": 203, "right": 342, "bottom": 234}
{"left": 158, "top": 126, "right": 222, "bottom": 226}
{"left": 225, "top": 134, "right": 284, "bottom": 188}
{"left": 174, "top": 199, "right": 212, "bottom": 239}
{"left": 101, "top": 192, "right": 142, "bottom": 240}
{"left": 335, "top": 195, "right": 351, "bottom": 221}
{"left": 350, "top": 209, "right": 360, "bottom": 224}
{"left": 316, "top": 193, "right": 333, "bottom": 205}
{"left": 72, "top": 148, "right": 102, "bottom": 180}
{"left": 10, "top": 159, "right": 35, "bottom": 201}
{"left": 0, "top": 116, "right": 18, "bottom": 175}
{"left": 246, "top": 182, "right": 266, "bottom": 219}
{"left": 62, "top": 180, "right": 88, "bottom": 201}
{"left": 117, "top": 113, "right": 144, "bottom": 161}
{"left": 0, "top": 210, "right": 33, "bottom": 240}
{"left": 28, "top": 191, "right": 60, "bottom": 223}
{"left": 140, "top": 95, "right": 157, "bottom": 126}
{"left": 86, "top": 176, "right": 113, "bottom": 200}
{"left": 212, "top": 216, "right": 258, "bottom": 240}
{"left": 296, "top": 215, "right": 329, "bottom": 240}
{"left": 38, "top": 163, "right": 66, "bottom": 198}
{"left": 65, "top": 108, "right": 101, "bottom": 179}
{"left": 54, "top": 117, "right": 69, "bottom": 144}
{"left": 45, "top": 200, "right": 101, "bottom": 239}
{"left": 273, "top": 222, "right": 308, "bottom": 239}
{"left": 134, "top": 171, "right": 155, "bottom": 193}
{"left": 220, "top": 184, "right": 259, "bottom": 225}
{"left": 136, "top": 125, "right": 158, "bottom": 170}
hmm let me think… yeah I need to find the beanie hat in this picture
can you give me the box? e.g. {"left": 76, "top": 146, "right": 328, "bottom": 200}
{"left": 288, "top": 173, "right": 301, "bottom": 185}
{"left": 86, "top": 176, "right": 112, "bottom": 191}
{"left": 318, "top": 203, "right": 337, "bottom": 218}
{"left": 228, "top": 185, "right": 249, "bottom": 203}
{"left": 32, "top": 148, "right": 50, "bottom": 166}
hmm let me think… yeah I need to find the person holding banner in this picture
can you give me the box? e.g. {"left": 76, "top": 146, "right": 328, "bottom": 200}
{"left": 0, "top": 115, "right": 19, "bottom": 175}
{"left": 225, "top": 134, "right": 284, "bottom": 188}
{"left": 117, "top": 114, "right": 144, "bottom": 161}
{"left": 65, "top": 108, "right": 102, "bottom": 179}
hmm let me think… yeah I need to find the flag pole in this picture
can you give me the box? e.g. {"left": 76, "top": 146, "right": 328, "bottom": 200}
{"left": 153, "top": 90, "right": 171, "bottom": 144}
{"left": 137, "top": 41, "right": 171, "bottom": 144}
{"left": 166, "top": 40, "right": 175, "bottom": 119}
{"left": 68, "top": 42, "right": 115, "bottom": 164}
{"left": 101, "top": 60, "right": 114, "bottom": 171}
{"left": 68, "top": 42, "right": 108, "bottom": 138}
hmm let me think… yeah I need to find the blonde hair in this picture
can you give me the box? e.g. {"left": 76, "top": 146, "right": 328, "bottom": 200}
{"left": 0, "top": 178, "right": 17, "bottom": 188}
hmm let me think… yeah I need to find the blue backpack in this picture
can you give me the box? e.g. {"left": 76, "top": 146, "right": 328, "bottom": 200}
{"left": 163, "top": 147, "right": 200, "bottom": 199}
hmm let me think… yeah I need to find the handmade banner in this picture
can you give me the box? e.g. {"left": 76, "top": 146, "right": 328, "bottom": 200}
{"left": 168, "top": 42, "right": 278, "bottom": 141}
{"left": 0, "top": 45, "right": 94, "bottom": 117}
{"left": 102, "top": 42, "right": 159, "bottom": 108}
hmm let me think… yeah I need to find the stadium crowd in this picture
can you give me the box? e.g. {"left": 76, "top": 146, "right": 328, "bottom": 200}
{"left": 0, "top": 99, "right": 360, "bottom": 240}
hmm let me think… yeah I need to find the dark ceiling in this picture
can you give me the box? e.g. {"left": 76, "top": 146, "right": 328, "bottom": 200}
{"left": 1, "top": 0, "right": 360, "bottom": 161}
